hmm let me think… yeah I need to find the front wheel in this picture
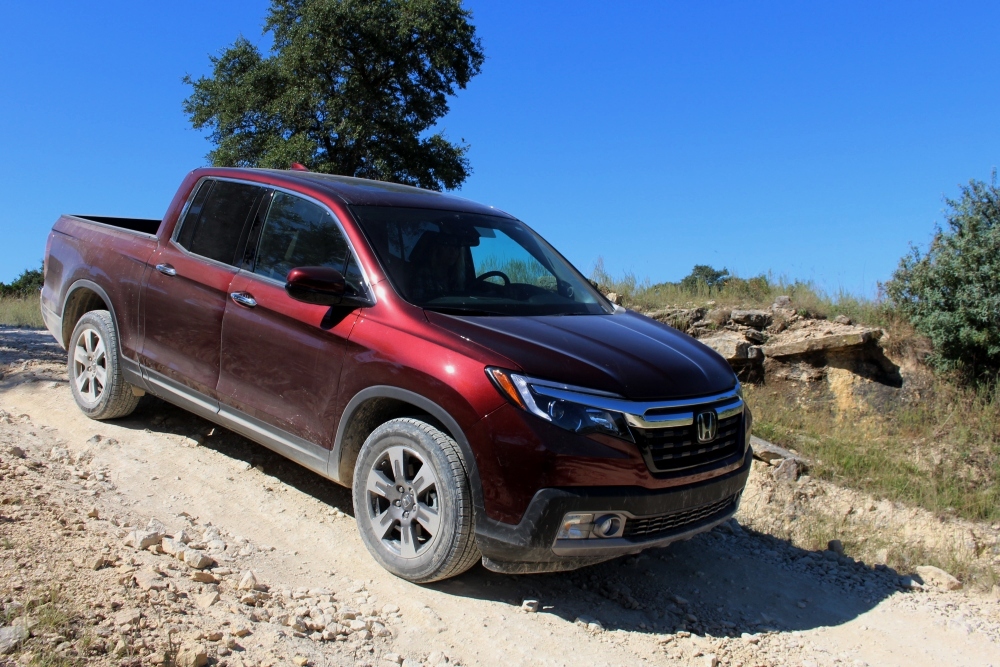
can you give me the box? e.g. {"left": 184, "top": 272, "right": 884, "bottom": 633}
{"left": 68, "top": 310, "right": 140, "bottom": 420}
{"left": 352, "top": 418, "right": 479, "bottom": 583}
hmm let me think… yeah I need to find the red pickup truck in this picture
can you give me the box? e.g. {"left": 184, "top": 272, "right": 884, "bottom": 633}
{"left": 42, "top": 167, "right": 752, "bottom": 582}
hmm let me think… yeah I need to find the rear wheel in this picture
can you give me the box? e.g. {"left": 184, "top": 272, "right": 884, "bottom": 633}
{"left": 352, "top": 418, "right": 479, "bottom": 583}
{"left": 68, "top": 310, "right": 140, "bottom": 420}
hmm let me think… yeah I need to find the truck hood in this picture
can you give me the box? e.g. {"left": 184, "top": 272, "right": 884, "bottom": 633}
{"left": 425, "top": 310, "right": 737, "bottom": 401}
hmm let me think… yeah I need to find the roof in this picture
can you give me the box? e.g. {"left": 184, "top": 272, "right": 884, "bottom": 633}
{"left": 248, "top": 168, "right": 515, "bottom": 218}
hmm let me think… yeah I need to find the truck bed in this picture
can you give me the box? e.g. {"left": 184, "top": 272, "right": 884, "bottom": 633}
{"left": 69, "top": 215, "right": 161, "bottom": 236}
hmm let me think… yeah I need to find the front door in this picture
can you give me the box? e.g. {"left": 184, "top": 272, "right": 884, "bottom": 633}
{"left": 140, "top": 178, "right": 267, "bottom": 412}
{"left": 218, "top": 190, "right": 369, "bottom": 453}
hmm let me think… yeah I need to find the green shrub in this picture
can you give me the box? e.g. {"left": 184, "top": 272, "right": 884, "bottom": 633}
{"left": 0, "top": 262, "right": 43, "bottom": 297}
{"left": 884, "top": 174, "right": 1000, "bottom": 379}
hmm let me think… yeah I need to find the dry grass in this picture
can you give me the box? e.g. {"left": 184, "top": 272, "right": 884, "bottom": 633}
{"left": 745, "top": 378, "right": 1000, "bottom": 523}
{"left": 591, "top": 258, "right": 895, "bottom": 328}
{"left": 0, "top": 295, "right": 45, "bottom": 328}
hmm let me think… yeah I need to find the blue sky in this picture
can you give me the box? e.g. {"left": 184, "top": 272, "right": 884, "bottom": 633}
{"left": 2, "top": 1, "right": 998, "bottom": 295}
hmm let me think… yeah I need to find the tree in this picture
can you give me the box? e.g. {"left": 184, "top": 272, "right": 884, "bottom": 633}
{"left": 0, "top": 263, "right": 43, "bottom": 297}
{"left": 885, "top": 174, "right": 1000, "bottom": 379}
{"left": 183, "top": 0, "right": 484, "bottom": 191}
{"left": 680, "top": 265, "right": 730, "bottom": 291}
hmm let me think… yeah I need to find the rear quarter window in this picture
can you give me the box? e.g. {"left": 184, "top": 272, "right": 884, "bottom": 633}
{"left": 176, "top": 180, "right": 264, "bottom": 265}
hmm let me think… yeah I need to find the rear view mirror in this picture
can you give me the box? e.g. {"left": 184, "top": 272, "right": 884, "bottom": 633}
{"left": 285, "top": 266, "right": 366, "bottom": 307}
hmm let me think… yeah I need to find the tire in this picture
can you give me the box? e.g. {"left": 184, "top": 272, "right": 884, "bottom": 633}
{"left": 352, "top": 417, "right": 480, "bottom": 583}
{"left": 67, "top": 310, "right": 140, "bottom": 420}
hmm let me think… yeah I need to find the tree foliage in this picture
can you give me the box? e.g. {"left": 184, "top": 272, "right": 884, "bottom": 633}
{"left": 183, "top": 0, "right": 484, "bottom": 191}
{"left": 680, "top": 264, "right": 730, "bottom": 290}
{"left": 885, "top": 174, "right": 1000, "bottom": 379}
{"left": 0, "top": 263, "right": 43, "bottom": 297}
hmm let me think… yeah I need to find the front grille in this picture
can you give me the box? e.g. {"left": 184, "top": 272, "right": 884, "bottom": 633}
{"left": 622, "top": 494, "right": 738, "bottom": 539}
{"left": 633, "top": 412, "right": 743, "bottom": 474}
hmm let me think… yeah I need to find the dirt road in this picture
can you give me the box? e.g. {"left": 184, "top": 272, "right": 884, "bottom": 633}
{"left": 2, "top": 327, "right": 999, "bottom": 666}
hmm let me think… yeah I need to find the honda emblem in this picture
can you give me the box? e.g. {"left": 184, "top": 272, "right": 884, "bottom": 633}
{"left": 696, "top": 411, "right": 717, "bottom": 443}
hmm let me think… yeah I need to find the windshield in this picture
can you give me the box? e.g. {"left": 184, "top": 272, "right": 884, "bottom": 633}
{"left": 349, "top": 206, "right": 612, "bottom": 316}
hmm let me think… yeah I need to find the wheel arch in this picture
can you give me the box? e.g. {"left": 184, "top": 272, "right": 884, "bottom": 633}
{"left": 60, "top": 280, "right": 116, "bottom": 350}
{"left": 332, "top": 386, "right": 486, "bottom": 521}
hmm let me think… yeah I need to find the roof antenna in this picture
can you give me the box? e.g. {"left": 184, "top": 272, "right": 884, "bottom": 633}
{"left": 289, "top": 163, "right": 309, "bottom": 171}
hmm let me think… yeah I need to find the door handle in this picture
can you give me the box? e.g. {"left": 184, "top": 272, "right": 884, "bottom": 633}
{"left": 155, "top": 263, "right": 177, "bottom": 276}
{"left": 230, "top": 291, "right": 257, "bottom": 308}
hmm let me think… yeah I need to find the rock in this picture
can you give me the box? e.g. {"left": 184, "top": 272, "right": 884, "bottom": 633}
{"left": 194, "top": 592, "right": 219, "bottom": 609}
{"left": 0, "top": 625, "right": 29, "bottom": 655}
{"left": 427, "top": 651, "right": 445, "bottom": 665}
{"left": 744, "top": 329, "right": 767, "bottom": 344}
{"left": 134, "top": 569, "right": 166, "bottom": 591}
{"left": 699, "top": 332, "right": 750, "bottom": 361}
{"left": 834, "top": 315, "right": 853, "bottom": 325}
{"left": 114, "top": 608, "right": 141, "bottom": 626}
{"left": 772, "top": 458, "right": 802, "bottom": 482}
{"left": 750, "top": 436, "right": 809, "bottom": 467}
{"left": 292, "top": 657, "right": 309, "bottom": 667}
{"left": 8, "top": 446, "right": 26, "bottom": 459}
{"left": 175, "top": 642, "right": 208, "bottom": 667}
{"left": 146, "top": 518, "right": 167, "bottom": 534}
{"left": 605, "top": 292, "right": 620, "bottom": 305}
{"left": 383, "top": 654, "right": 404, "bottom": 665}
{"left": 648, "top": 307, "right": 707, "bottom": 331}
{"left": 89, "top": 556, "right": 108, "bottom": 570}
{"left": 238, "top": 570, "right": 258, "bottom": 590}
{"left": 762, "top": 327, "right": 881, "bottom": 359}
{"left": 773, "top": 295, "right": 791, "bottom": 308}
{"left": 828, "top": 539, "right": 845, "bottom": 555}
{"left": 731, "top": 310, "right": 771, "bottom": 329}
{"left": 915, "top": 565, "right": 962, "bottom": 591}
{"left": 231, "top": 625, "right": 251, "bottom": 638}
{"left": 381, "top": 603, "right": 400, "bottom": 615}
{"left": 87, "top": 508, "right": 99, "bottom": 519}
{"left": 521, "top": 599, "right": 540, "bottom": 613}
{"left": 161, "top": 537, "right": 183, "bottom": 555}
{"left": 124, "top": 529, "right": 164, "bottom": 550}
{"left": 182, "top": 549, "right": 214, "bottom": 570}
{"left": 190, "top": 571, "right": 218, "bottom": 583}
{"left": 702, "top": 655, "right": 718, "bottom": 667}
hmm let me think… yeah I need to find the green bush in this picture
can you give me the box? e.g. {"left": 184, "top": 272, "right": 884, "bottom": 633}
{"left": 0, "top": 263, "right": 43, "bottom": 297}
{"left": 885, "top": 174, "right": 1000, "bottom": 379}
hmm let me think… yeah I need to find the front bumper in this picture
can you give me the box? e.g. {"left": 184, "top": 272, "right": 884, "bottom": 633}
{"left": 475, "top": 448, "right": 752, "bottom": 574}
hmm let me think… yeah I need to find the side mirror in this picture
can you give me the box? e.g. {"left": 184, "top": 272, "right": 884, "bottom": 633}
{"left": 285, "top": 267, "right": 367, "bottom": 307}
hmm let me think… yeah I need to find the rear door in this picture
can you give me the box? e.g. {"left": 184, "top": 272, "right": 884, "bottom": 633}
{"left": 140, "top": 178, "right": 267, "bottom": 413}
{"left": 217, "top": 190, "right": 369, "bottom": 454}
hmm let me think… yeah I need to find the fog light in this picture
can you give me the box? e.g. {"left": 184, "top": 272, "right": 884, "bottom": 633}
{"left": 593, "top": 514, "right": 623, "bottom": 538}
{"left": 556, "top": 513, "right": 594, "bottom": 539}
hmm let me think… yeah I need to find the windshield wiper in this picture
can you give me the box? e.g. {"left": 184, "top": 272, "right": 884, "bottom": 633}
{"left": 423, "top": 306, "right": 508, "bottom": 317}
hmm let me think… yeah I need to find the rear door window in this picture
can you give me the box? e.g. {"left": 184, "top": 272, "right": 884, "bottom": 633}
{"left": 175, "top": 179, "right": 265, "bottom": 265}
{"left": 252, "top": 192, "right": 364, "bottom": 294}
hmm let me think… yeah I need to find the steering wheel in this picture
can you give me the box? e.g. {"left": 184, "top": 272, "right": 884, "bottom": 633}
{"left": 475, "top": 270, "right": 511, "bottom": 288}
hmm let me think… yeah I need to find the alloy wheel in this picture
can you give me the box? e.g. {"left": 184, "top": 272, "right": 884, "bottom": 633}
{"left": 73, "top": 327, "right": 107, "bottom": 406}
{"left": 364, "top": 445, "right": 441, "bottom": 559}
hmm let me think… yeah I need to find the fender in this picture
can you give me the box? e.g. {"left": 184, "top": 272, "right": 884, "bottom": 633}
{"left": 332, "top": 385, "right": 487, "bottom": 525}
{"left": 59, "top": 279, "right": 147, "bottom": 391}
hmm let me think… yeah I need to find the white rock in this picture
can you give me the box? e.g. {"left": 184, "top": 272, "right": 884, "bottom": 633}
{"left": 183, "top": 549, "right": 214, "bottom": 570}
{"left": 238, "top": 570, "right": 258, "bottom": 590}
{"left": 521, "top": 599, "right": 540, "bottom": 613}
{"left": 915, "top": 565, "right": 962, "bottom": 591}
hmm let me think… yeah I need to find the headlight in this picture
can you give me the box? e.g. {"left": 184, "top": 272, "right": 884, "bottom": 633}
{"left": 486, "top": 367, "right": 632, "bottom": 440}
